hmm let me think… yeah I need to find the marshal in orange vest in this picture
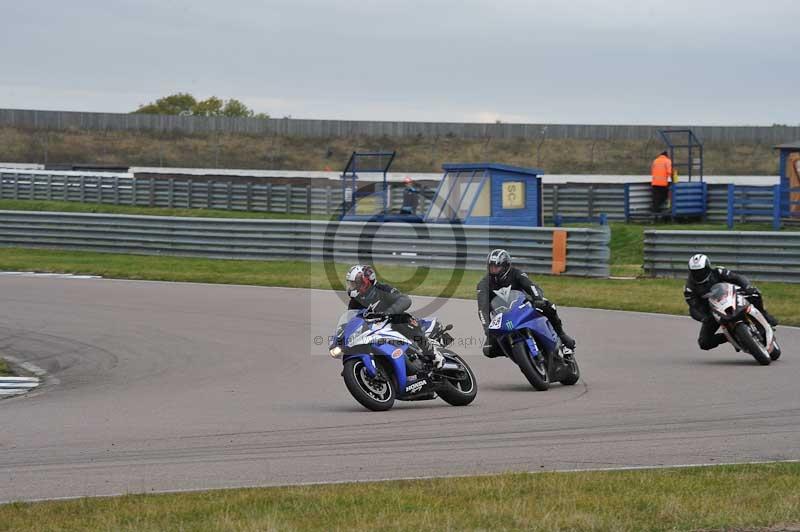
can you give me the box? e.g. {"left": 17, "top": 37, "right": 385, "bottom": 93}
{"left": 651, "top": 152, "right": 673, "bottom": 187}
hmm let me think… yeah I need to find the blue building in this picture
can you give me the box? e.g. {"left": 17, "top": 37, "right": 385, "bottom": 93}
{"left": 424, "top": 163, "right": 543, "bottom": 227}
{"left": 776, "top": 141, "right": 800, "bottom": 219}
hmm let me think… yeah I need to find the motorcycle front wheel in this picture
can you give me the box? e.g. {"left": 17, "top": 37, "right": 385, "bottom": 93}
{"left": 559, "top": 354, "right": 581, "bottom": 386}
{"left": 770, "top": 338, "right": 782, "bottom": 361}
{"left": 734, "top": 322, "right": 771, "bottom": 366}
{"left": 343, "top": 358, "right": 397, "bottom": 411}
{"left": 512, "top": 341, "right": 549, "bottom": 391}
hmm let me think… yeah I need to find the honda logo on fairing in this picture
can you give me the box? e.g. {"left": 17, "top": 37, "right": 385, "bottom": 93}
{"left": 405, "top": 380, "right": 427, "bottom": 393}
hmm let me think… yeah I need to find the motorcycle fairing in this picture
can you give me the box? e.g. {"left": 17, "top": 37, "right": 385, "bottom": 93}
{"left": 487, "top": 295, "right": 559, "bottom": 357}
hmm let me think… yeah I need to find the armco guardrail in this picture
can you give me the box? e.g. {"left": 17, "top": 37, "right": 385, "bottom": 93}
{"left": 0, "top": 211, "right": 610, "bottom": 277}
{"left": 644, "top": 230, "right": 800, "bottom": 283}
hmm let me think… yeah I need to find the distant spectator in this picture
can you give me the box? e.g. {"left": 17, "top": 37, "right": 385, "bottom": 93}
{"left": 650, "top": 151, "right": 673, "bottom": 213}
{"left": 400, "top": 176, "right": 420, "bottom": 215}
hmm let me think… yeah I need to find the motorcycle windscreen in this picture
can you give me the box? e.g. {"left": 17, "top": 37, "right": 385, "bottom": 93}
{"left": 490, "top": 288, "right": 524, "bottom": 313}
{"left": 706, "top": 283, "right": 737, "bottom": 315}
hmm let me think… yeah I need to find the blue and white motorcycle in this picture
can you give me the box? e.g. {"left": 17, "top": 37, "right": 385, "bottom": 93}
{"left": 487, "top": 287, "right": 580, "bottom": 391}
{"left": 329, "top": 310, "right": 477, "bottom": 411}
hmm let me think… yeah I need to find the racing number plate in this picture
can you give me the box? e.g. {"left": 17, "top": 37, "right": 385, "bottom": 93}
{"left": 489, "top": 313, "right": 503, "bottom": 330}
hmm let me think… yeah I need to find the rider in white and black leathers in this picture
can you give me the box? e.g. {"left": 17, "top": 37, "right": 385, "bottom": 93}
{"left": 477, "top": 249, "right": 576, "bottom": 358}
{"left": 346, "top": 264, "right": 443, "bottom": 368}
{"left": 684, "top": 253, "right": 778, "bottom": 351}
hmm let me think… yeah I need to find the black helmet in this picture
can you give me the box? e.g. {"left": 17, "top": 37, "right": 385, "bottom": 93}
{"left": 487, "top": 249, "right": 511, "bottom": 283}
{"left": 688, "top": 253, "right": 712, "bottom": 284}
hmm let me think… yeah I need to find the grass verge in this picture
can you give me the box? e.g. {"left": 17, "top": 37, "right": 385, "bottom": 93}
{"left": 1, "top": 247, "right": 798, "bottom": 327}
{"left": 1, "top": 463, "right": 799, "bottom": 531}
{"left": 0, "top": 357, "right": 9, "bottom": 376}
{"left": 0, "top": 199, "right": 330, "bottom": 220}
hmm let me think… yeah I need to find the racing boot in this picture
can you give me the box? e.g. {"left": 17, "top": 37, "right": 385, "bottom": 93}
{"left": 482, "top": 335, "right": 503, "bottom": 358}
{"left": 419, "top": 337, "right": 445, "bottom": 369}
{"left": 557, "top": 330, "right": 576, "bottom": 353}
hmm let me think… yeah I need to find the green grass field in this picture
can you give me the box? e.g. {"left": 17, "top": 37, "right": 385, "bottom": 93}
{"left": 1, "top": 463, "right": 799, "bottom": 531}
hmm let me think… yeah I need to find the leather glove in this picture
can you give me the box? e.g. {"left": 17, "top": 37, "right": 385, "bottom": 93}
{"left": 740, "top": 286, "right": 760, "bottom": 297}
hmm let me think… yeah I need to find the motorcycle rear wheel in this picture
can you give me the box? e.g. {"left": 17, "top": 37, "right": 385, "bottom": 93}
{"left": 437, "top": 354, "right": 477, "bottom": 406}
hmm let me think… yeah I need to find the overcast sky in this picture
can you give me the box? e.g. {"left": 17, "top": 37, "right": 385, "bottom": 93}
{"left": 2, "top": 0, "right": 798, "bottom": 125}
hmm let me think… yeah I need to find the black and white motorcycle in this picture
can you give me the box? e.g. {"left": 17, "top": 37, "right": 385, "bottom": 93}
{"left": 704, "top": 282, "right": 782, "bottom": 365}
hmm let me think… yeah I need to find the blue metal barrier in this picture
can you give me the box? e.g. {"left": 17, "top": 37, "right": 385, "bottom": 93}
{"left": 670, "top": 182, "right": 707, "bottom": 218}
{"left": 726, "top": 184, "right": 782, "bottom": 230}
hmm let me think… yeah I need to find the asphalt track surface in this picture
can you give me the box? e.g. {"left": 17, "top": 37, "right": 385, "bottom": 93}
{"left": 1, "top": 276, "right": 798, "bottom": 503}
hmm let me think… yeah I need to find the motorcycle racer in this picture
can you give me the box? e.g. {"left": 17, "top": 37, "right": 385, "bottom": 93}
{"left": 345, "top": 264, "right": 444, "bottom": 368}
{"left": 684, "top": 253, "right": 778, "bottom": 351}
{"left": 477, "top": 249, "right": 576, "bottom": 358}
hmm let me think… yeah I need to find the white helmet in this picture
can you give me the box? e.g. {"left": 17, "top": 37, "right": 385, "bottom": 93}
{"left": 688, "top": 254, "right": 712, "bottom": 284}
{"left": 345, "top": 264, "right": 376, "bottom": 298}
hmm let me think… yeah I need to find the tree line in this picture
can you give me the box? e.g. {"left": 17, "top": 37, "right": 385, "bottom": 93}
{"left": 132, "top": 93, "right": 269, "bottom": 118}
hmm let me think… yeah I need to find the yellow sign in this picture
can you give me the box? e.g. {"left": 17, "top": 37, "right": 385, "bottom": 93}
{"left": 502, "top": 181, "right": 525, "bottom": 209}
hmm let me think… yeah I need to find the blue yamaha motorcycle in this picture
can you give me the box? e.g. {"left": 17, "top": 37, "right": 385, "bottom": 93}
{"left": 329, "top": 310, "right": 477, "bottom": 411}
{"left": 487, "top": 288, "right": 580, "bottom": 391}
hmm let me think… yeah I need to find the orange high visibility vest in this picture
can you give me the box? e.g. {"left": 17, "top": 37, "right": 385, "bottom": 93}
{"left": 651, "top": 155, "right": 672, "bottom": 187}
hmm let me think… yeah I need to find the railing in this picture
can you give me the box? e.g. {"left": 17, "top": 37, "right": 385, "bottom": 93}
{"left": 545, "top": 182, "right": 652, "bottom": 224}
{"left": 0, "top": 211, "right": 611, "bottom": 277}
{"left": 3, "top": 170, "right": 793, "bottom": 227}
{"left": 725, "top": 184, "right": 782, "bottom": 230}
{"left": 644, "top": 230, "right": 800, "bottom": 283}
{"left": 0, "top": 170, "right": 433, "bottom": 216}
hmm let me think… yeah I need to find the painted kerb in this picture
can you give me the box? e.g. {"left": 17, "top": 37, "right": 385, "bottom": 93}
{"left": 0, "top": 211, "right": 610, "bottom": 277}
{"left": 643, "top": 230, "right": 800, "bottom": 283}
